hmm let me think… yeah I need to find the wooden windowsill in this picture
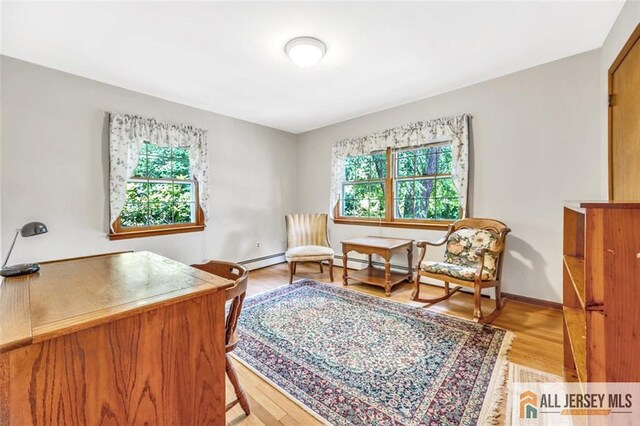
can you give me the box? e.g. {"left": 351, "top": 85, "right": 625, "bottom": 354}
{"left": 332, "top": 217, "right": 452, "bottom": 231}
{"left": 108, "top": 225, "right": 205, "bottom": 240}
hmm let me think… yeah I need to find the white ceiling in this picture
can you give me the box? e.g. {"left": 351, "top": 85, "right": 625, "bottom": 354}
{"left": 1, "top": 1, "right": 624, "bottom": 134}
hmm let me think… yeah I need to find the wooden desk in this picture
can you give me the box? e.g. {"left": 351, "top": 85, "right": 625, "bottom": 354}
{"left": 0, "top": 251, "right": 233, "bottom": 425}
{"left": 341, "top": 237, "right": 414, "bottom": 296}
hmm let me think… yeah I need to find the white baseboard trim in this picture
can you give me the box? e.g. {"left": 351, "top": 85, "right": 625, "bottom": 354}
{"left": 240, "top": 252, "right": 286, "bottom": 271}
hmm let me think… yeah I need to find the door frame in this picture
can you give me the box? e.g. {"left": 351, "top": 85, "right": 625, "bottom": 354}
{"left": 608, "top": 23, "right": 640, "bottom": 199}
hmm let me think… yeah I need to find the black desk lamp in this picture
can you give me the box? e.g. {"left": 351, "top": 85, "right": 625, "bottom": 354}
{"left": 1, "top": 222, "right": 49, "bottom": 277}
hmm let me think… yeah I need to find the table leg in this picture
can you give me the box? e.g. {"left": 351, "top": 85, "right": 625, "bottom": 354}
{"left": 384, "top": 259, "right": 391, "bottom": 297}
{"left": 342, "top": 252, "right": 349, "bottom": 286}
{"left": 407, "top": 245, "right": 413, "bottom": 283}
{"left": 368, "top": 254, "right": 372, "bottom": 268}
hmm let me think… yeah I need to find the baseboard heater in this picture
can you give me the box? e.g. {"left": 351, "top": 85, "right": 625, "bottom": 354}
{"left": 239, "top": 252, "right": 286, "bottom": 271}
{"left": 239, "top": 252, "right": 285, "bottom": 265}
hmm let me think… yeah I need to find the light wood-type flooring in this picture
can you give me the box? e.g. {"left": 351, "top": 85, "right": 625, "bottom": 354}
{"left": 226, "top": 262, "right": 564, "bottom": 425}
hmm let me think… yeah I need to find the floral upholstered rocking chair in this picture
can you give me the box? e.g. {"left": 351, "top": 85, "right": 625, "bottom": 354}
{"left": 412, "top": 218, "right": 510, "bottom": 324}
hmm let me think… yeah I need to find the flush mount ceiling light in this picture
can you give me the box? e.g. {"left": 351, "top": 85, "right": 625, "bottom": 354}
{"left": 285, "top": 36, "right": 326, "bottom": 68}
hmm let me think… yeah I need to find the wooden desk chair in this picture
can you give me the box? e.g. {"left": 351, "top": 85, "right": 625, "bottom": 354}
{"left": 412, "top": 218, "right": 510, "bottom": 324}
{"left": 191, "top": 260, "right": 250, "bottom": 416}
{"left": 285, "top": 213, "right": 334, "bottom": 284}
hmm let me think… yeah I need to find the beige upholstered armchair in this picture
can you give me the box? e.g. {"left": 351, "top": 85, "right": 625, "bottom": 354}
{"left": 412, "top": 218, "right": 510, "bottom": 324}
{"left": 285, "top": 213, "right": 334, "bottom": 284}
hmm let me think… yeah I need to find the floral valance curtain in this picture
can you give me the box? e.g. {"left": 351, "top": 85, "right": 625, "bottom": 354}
{"left": 108, "top": 113, "right": 210, "bottom": 230}
{"left": 330, "top": 114, "right": 470, "bottom": 216}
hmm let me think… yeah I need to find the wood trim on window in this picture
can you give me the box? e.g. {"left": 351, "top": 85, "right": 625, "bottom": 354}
{"left": 108, "top": 222, "right": 205, "bottom": 240}
{"left": 332, "top": 146, "right": 460, "bottom": 230}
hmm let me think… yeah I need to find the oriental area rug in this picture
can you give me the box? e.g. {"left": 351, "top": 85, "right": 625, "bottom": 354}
{"left": 231, "top": 280, "right": 513, "bottom": 426}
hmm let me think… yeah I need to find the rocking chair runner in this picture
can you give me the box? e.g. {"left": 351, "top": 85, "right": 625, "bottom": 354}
{"left": 191, "top": 260, "right": 251, "bottom": 416}
{"left": 412, "top": 218, "right": 511, "bottom": 324}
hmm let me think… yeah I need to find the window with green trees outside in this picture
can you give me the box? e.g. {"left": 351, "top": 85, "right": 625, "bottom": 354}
{"left": 119, "top": 142, "right": 198, "bottom": 229}
{"left": 340, "top": 143, "right": 461, "bottom": 225}
{"left": 342, "top": 153, "right": 387, "bottom": 218}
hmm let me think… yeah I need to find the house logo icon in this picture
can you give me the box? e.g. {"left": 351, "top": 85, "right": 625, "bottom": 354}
{"left": 520, "top": 391, "right": 538, "bottom": 419}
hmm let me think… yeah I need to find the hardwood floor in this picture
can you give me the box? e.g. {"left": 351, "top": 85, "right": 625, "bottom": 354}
{"left": 226, "top": 262, "right": 564, "bottom": 425}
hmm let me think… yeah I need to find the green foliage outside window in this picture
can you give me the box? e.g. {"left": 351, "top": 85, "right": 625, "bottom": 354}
{"left": 341, "top": 145, "right": 460, "bottom": 221}
{"left": 343, "top": 153, "right": 387, "bottom": 218}
{"left": 395, "top": 145, "right": 459, "bottom": 220}
{"left": 120, "top": 143, "right": 196, "bottom": 227}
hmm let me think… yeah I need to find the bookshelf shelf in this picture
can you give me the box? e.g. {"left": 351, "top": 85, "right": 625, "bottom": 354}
{"left": 563, "top": 255, "right": 585, "bottom": 309}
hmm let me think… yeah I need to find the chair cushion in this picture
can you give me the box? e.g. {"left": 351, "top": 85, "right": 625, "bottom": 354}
{"left": 443, "top": 228, "right": 499, "bottom": 279}
{"left": 285, "top": 245, "right": 334, "bottom": 262}
{"left": 420, "top": 260, "right": 494, "bottom": 281}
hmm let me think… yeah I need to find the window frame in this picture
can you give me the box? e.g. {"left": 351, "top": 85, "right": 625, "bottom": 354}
{"left": 108, "top": 144, "right": 206, "bottom": 240}
{"left": 333, "top": 146, "right": 462, "bottom": 230}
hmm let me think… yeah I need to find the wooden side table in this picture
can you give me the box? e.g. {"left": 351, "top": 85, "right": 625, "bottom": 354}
{"left": 341, "top": 236, "right": 414, "bottom": 296}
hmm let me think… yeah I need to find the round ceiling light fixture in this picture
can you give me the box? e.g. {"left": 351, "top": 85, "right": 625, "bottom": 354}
{"left": 285, "top": 36, "right": 326, "bottom": 68}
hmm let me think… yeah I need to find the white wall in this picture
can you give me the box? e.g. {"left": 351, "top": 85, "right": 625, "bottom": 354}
{"left": 600, "top": 0, "right": 640, "bottom": 196}
{"left": 0, "top": 45, "right": 610, "bottom": 302}
{"left": 296, "top": 50, "right": 603, "bottom": 303}
{"left": 0, "top": 56, "right": 298, "bottom": 267}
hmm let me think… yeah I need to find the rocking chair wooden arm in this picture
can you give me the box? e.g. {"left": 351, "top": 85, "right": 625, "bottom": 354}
{"left": 474, "top": 247, "right": 503, "bottom": 283}
{"left": 473, "top": 228, "right": 510, "bottom": 258}
{"left": 415, "top": 224, "right": 454, "bottom": 265}
{"left": 473, "top": 228, "right": 510, "bottom": 282}
{"left": 474, "top": 246, "right": 502, "bottom": 258}
{"left": 416, "top": 224, "right": 454, "bottom": 248}
{"left": 473, "top": 255, "right": 487, "bottom": 283}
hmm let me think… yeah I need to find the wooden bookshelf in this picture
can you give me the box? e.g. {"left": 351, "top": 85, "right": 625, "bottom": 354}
{"left": 562, "top": 201, "right": 640, "bottom": 383}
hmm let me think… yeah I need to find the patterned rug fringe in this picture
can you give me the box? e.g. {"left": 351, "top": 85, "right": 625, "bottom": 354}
{"left": 229, "top": 352, "right": 329, "bottom": 424}
{"left": 477, "top": 331, "right": 515, "bottom": 426}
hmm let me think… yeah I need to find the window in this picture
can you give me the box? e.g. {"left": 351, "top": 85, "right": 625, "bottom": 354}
{"left": 342, "top": 153, "right": 387, "bottom": 218}
{"left": 395, "top": 144, "right": 459, "bottom": 221}
{"left": 336, "top": 144, "right": 461, "bottom": 228}
{"left": 110, "top": 142, "right": 204, "bottom": 239}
